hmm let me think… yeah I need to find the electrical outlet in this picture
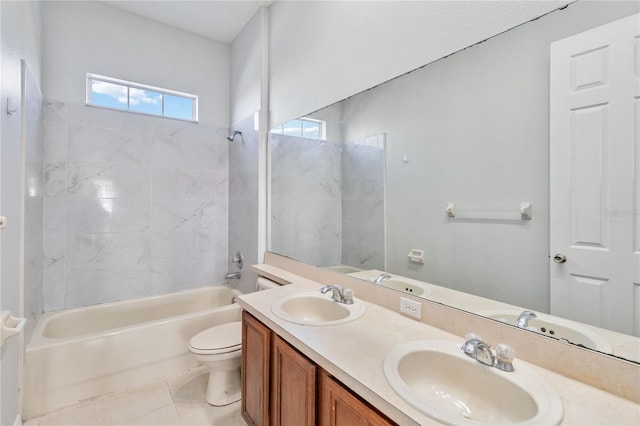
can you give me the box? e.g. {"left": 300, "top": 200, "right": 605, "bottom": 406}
{"left": 400, "top": 297, "right": 421, "bottom": 319}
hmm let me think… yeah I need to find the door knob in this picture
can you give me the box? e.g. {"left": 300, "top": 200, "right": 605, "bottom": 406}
{"left": 553, "top": 253, "right": 567, "bottom": 263}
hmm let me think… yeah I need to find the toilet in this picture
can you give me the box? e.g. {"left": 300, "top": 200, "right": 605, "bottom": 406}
{"left": 188, "top": 277, "right": 281, "bottom": 406}
{"left": 188, "top": 321, "right": 242, "bottom": 406}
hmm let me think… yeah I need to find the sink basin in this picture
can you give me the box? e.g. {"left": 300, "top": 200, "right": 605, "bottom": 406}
{"left": 384, "top": 340, "right": 563, "bottom": 425}
{"left": 382, "top": 278, "right": 430, "bottom": 297}
{"left": 271, "top": 291, "right": 366, "bottom": 326}
{"left": 347, "top": 270, "right": 432, "bottom": 297}
{"left": 480, "top": 309, "right": 612, "bottom": 353}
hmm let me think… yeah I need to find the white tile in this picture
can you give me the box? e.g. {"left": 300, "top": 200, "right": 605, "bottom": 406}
{"left": 175, "top": 401, "right": 245, "bottom": 426}
{"left": 151, "top": 122, "right": 217, "bottom": 170}
{"left": 152, "top": 168, "right": 217, "bottom": 199}
{"left": 44, "top": 161, "right": 67, "bottom": 198}
{"left": 106, "top": 381, "right": 174, "bottom": 424}
{"left": 67, "top": 162, "right": 151, "bottom": 199}
{"left": 44, "top": 101, "right": 68, "bottom": 163}
{"left": 44, "top": 198, "right": 67, "bottom": 234}
{"left": 116, "top": 404, "right": 181, "bottom": 426}
{"left": 35, "top": 399, "right": 112, "bottom": 426}
{"left": 25, "top": 368, "right": 244, "bottom": 426}
{"left": 167, "top": 366, "right": 210, "bottom": 404}
{"left": 66, "top": 198, "right": 150, "bottom": 234}
{"left": 65, "top": 267, "right": 149, "bottom": 308}
{"left": 66, "top": 232, "right": 150, "bottom": 270}
{"left": 42, "top": 235, "right": 66, "bottom": 312}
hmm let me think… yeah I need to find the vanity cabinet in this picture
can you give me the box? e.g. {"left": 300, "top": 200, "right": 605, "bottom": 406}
{"left": 241, "top": 311, "right": 395, "bottom": 426}
{"left": 242, "top": 310, "right": 271, "bottom": 426}
{"left": 242, "top": 311, "right": 316, "bottom": 426}
{"left": 319, "top": 370, "right": 394, "bottom": 426}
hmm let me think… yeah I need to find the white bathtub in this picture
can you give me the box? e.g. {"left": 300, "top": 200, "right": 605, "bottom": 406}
{"left": 24, "top": 285, "right": 242, "bottom": 418}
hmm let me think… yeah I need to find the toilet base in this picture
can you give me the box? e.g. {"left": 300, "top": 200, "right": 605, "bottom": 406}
{"left": 205, "top": 367, "right": 241, "bottom": 406}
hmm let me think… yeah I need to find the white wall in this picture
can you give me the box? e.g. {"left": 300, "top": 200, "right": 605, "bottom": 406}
{"left": 1, "top": 1, "right": 42, "bottom": 424}
{"left": 267, "top": 0, "right": 570, "bottom": 127}
{"left": 42, "top": 0, "right": 229, "bottom": 128}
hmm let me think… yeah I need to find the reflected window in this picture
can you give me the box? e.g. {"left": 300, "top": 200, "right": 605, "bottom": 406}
{"left": 271, "top": 117, "right": 325, "bottom": 140}
{"left": 86, "top": 73, "right": 198, "bottom": 122}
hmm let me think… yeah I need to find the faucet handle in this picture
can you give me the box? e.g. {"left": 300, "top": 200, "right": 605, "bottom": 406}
{"left": 461, "top": 333, "right": 483, "bottom": 357}
{"left": 494, "top": 343, "right": 515, "bottom": 372}
{"left": 495, "top": 344, "right": 514, "bottom": 362}
{"left": 465, "top": 332, "right": 482, "bottom": 341}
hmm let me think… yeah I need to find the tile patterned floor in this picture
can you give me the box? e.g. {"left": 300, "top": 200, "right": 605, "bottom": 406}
{"left": 23, "top": 367, "right": 247, "bottom": 426}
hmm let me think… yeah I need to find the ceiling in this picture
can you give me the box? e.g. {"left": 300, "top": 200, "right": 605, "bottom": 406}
{"left": 101, "top": 1, "right": 268, "bottom": 43}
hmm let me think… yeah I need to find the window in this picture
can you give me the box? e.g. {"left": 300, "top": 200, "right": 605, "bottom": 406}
{"left": 86, "top": 74, "right": 198, "bottom": 122}
{"left": 271, "top": 118, "right": 326, "bottom": 140}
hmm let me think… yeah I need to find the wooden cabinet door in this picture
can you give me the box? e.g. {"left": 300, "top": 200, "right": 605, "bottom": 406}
{"left": 319, "top": 370, "right": 395, "bottom": 426}
{"left": 242, "top": 311, "right": 271, "bottom": 426}
{"left": 271, "top": 334, "right": 317, "bottom": 426}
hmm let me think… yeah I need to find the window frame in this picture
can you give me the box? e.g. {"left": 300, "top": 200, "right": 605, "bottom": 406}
{"left": 86, "top": 73, "right": 199, "bottom": 123}
{"left": 271, "top": 117, "right": 326, "bottom": 140}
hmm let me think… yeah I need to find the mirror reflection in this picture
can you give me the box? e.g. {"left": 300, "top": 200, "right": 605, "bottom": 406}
{"left": 268, "top": 0, "right": 640, "bottom": 363}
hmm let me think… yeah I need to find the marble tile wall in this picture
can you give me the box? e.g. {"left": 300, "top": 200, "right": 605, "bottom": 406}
{"left": 341, "top": 136, "right": 385, "bottom": 270}
{"left": 42, "top": 101, "right": 228, "bottom": 311}
{"left": 24, "top": 64, "right": 44, "bottom": 330}
{"left": 270, "top": 134, "right": 342, "bottom": 267}
{"left": 228, "top": 114, "right": 259, "bottom": 295}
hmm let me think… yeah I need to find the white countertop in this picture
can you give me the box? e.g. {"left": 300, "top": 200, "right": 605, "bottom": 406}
{"left": 238, "top": 280, "right": 640, "bottom": 425}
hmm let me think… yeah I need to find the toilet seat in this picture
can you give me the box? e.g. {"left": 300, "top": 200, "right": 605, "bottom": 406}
{"left": 188, "top": 321, "right": 242, "bottom": 355}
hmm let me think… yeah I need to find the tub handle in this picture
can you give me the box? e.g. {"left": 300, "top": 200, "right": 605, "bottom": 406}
{"left": 1, "top": 311, "right": 26, "bottom": 349}
{"left": 231, "top": 296, "right": 237, "bottom": 304}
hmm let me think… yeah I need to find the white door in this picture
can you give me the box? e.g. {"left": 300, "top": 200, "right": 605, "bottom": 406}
{"left": 550, "top": 13, "right": 640, "bottom": 337}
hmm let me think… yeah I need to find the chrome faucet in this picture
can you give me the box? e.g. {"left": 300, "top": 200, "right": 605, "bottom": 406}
{"left": 224, "top": 271, "right": 241, "bottom": 280}
{"left": 320, "top": 285, "right": 354, "bottom": 305}
{"left": 461, "top": 333, "right": 514, "bottom": 372}
{"left": 373, "top": 273, "right": 392, "bottom": 285}
{"left": 515, "top": 310, "right": 537, "bottom": 328}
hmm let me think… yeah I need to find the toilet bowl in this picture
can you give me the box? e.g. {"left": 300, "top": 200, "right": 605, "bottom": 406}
{"left": 188, "top": 321, "right": 242, "bottom": 406}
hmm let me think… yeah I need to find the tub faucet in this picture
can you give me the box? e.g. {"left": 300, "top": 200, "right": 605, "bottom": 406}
{"left": 514, "top": 310, "right": 537, "bottom": 328}
{"left": 320, "top": 285, "right": 354, "bottom": 305}
{"left": 461, "top": 333, "right": 514, "bottom": 372}
{"left": 225, "top": 272, "right": 241, "bottom": 280}
{"left": 373, "top": 273, "right": 391, "bottom": 285}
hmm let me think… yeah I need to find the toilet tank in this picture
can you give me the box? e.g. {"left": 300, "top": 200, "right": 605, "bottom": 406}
{"left": 256, "top": 277, "right": 280, "bottom": 291}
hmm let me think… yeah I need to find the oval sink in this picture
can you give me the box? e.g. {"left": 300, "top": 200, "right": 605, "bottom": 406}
{"left": 383, "top": 278, "right": 430, "bottom": 297}
{"left": 346, "top": 270, "right": 432, "bottom": 297}
{"left": 271, "top": 291, "right": 366, "bottom": 326}
{"left": 384, "top": 340, "right": 563, "bottom": 425}
{"left": 480, "top": 309, "right": 612, "bottom": 353}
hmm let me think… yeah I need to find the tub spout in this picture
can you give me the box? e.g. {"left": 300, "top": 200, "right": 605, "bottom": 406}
{"left": 225, "top": 272, "right": 241, "bottom": 280}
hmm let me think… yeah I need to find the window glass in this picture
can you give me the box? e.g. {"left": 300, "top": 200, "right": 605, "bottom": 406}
{"left": 283, "top": 119, "right": 302, "bottom": 137}
{"left": 129, "top": 88, "right": 162, "bottom": 116}
{"left": 164, "top": 94, "right": 194, "bottom": 121}
{"left": 302, "top": 120, "right": 321, "bottom": 140}
{"left": 271, "top": 118, "right": 325, "bottom": 140}
{"left": 90, "top": 80, "right": 128, "bottom": 110}
{"left": 87, "top": 74, "right": 198, "bottom": 122}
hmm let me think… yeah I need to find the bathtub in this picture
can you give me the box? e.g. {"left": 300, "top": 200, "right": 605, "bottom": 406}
{"left": 23, "top": 285, "right": 242, "bottom": 418}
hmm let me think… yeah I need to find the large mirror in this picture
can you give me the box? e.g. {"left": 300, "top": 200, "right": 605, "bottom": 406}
{"left": 268, "top": 0, "right": 640, "bottom": 363}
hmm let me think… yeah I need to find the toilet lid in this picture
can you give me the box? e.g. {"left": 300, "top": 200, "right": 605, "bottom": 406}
{"left": 190, "top": 321, "right": 242, "bottom": 352}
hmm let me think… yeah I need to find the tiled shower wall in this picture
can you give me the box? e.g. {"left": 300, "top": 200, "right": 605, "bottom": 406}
{"left": 228, "top": 114, "right": 260, "bottom": 294}
{"left": 270, "top": 134, "right": 342, "bottom": 267}
{"left": 269, "top": 133, "right": 385, "bottom": 270}
{"left": 42, "top": 101, "right": 229, "bottom": 311}
{"left": 341, "top": 138, "right": 385, "bottom": 270}
{"left": 23, "top": 62, "right": 44, "bottom": 329}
